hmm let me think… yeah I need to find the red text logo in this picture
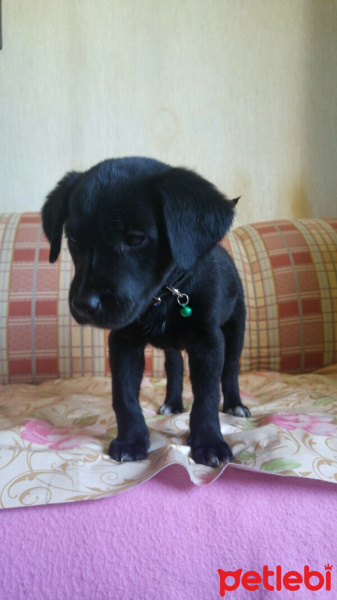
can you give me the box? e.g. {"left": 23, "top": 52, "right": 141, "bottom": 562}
{"left": 218, "top": 564, "right": 332, "bottom": 596}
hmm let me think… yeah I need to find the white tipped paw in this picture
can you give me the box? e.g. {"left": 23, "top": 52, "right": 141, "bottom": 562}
{"left": 226, "top": 405, "right": 251, "bottom": 418}
{"left": 158, "top": 402, "right": 183, "bottom": 415}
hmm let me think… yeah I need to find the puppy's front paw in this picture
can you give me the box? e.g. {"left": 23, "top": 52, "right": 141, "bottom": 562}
{"left": 108, "top": 436, "right": 149, "bottom": 462}
{"left": 189, "top": 435, "right": 233, "bottom": 468}
{"left": 225, "top": 404, "right": 251, "bottom": 418}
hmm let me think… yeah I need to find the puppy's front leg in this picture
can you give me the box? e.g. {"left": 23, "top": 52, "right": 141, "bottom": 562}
{"left": 187, "top": 331, "right": 233, "bottom": 468}
{"left": 108, "top": 331, "right": 149, "bottom": 462}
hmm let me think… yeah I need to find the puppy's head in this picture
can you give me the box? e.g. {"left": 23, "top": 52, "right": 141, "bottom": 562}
{"left": 42, "top": 157, "right": 238, "bottom": 329}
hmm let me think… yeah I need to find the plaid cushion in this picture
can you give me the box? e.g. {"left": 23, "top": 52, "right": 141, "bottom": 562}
{"left": 222, "top": 219, "right": 337, "bottom": 373}
{"left": 0, "top": 214, "right": 336, "bottom": 383}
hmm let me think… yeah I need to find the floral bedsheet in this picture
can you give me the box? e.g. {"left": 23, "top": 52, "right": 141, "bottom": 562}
{"left": 0, "top": 365, "right": 336, "bottom": 508}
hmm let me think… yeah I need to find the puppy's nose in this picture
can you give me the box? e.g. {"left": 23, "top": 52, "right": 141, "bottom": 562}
{"left": 71, "top": 293, "right": 102, "bottom": 316}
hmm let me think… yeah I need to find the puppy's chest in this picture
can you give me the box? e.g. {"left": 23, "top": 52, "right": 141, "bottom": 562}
{"left": 140, "top": 304, "right": 189, "bottom": 350}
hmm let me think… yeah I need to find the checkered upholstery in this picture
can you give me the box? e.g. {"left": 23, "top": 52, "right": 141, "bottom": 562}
{"left": 222, "top": 219, "right": 337, "bottom": 373}
{"left": 0, "top": 214, "right": 336, "bottom": 383}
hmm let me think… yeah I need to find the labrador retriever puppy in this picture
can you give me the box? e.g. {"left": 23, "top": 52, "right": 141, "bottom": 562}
{"left": 42, "top": 157, "right": 250, "bottom": 467}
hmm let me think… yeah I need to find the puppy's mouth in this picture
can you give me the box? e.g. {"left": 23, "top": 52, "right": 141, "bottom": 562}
{"left": 69, "top": 292, "right": 148, "bottom": 330}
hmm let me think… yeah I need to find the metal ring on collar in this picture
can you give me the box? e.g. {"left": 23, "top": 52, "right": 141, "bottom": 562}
{"left": 177, "top": 293, "right": 189, "bottom": 307}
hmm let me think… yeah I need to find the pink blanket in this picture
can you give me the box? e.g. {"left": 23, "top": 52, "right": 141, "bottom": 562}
{"left": 1, "top": 465, "right": 336, "bottom": 599}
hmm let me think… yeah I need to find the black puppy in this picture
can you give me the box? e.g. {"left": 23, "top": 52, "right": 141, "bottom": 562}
{"left": 42, "top": 157, "right": 250, "bottom": 468}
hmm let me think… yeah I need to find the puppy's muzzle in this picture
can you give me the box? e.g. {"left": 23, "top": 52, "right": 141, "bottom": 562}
{"left": 70, "top": 292, "right": 102, "bottom": 320}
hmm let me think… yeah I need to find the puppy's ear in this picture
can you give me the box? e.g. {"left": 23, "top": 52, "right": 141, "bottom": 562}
{"left": 156, "top": 168, "right": 238, "bottom": 270}
{"left": 41, "top": 171, "right": 81, "bottom": 263}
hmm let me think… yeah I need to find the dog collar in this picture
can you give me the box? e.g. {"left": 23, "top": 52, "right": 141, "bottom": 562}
{"left": 152, "top": 269, "right": 194, "bottom": 317}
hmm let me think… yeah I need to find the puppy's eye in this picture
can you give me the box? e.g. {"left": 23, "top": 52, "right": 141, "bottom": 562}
{"left": 124, "top": 233, "right": 146, "bottom": 247}
{"left": 66, "top": 233, "right": 79, "bottom": 247}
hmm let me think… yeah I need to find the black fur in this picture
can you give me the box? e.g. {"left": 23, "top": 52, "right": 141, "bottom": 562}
{"left": 42, "top": 157, "right": 250, "bottom": 468}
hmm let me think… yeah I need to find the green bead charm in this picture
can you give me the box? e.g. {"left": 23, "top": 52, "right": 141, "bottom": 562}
{"left": 180, "top": 304, "right": 192, "bottom": 318}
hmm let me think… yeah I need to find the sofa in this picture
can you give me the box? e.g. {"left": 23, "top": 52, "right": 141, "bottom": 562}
{"left": 2, "top": 214, "right": 336, "bottom": 384}
{"left": 1, "top": 213, "right": 336, "bottom": 599}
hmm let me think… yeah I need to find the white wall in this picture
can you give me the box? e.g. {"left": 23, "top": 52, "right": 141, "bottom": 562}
{"left": 0, "top": 0, "right": 336, "bottom": 225}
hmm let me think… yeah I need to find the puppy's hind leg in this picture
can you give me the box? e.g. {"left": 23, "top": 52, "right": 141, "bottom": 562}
{"left": 158, "top": 350, "right": 184, "bottom": 415}
{"left": 221, "top": 298, "right": 251, "bottom": 418}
